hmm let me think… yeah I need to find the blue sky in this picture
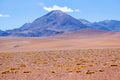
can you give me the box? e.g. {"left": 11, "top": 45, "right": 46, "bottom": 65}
{"left": 0, "top": 0, "right": 120, "bottom": 30}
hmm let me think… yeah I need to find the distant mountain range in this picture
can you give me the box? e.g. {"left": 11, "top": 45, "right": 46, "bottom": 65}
{"left": 0, "top": 10, "right": 120, "bottom": 37}
{"left": 91, "top": 20, "right": 120, "bottom": 31}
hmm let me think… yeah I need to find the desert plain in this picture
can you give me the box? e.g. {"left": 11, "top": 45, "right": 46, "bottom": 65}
{"left": 0, "top": 32, "right": 120, "bottom": 80}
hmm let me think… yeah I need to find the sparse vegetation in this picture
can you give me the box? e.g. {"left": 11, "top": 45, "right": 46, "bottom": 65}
{"left": 98, "top": 69, "right": 104, "bottom": 72}
{"left": 23, "top": 70, "right": 31, "bottom": 73}
{"left": 110, "top": 64, "right": 118, "bottom": 67}
{"left": 50, "top": 70, "right": 56, "bottom": 73}
{"left": 0, "top": 48, "right": 120, "bottom": 80}
{"left": 20, "top": 63, "right": 26, "bottom": 67}
{"left": 1, "top": 70, "right": 10, "bottom": 74}
{"left": 1, "top": 68, "right": 20, "bottom": 74}
{"left": 86, "top": 70, "right": 95, "bottom": 74}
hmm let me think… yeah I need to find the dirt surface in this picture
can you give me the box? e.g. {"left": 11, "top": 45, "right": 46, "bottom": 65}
{"left": 0, "top": 32, "right": 120, "bottom": 52}
{"left": 0, "top": 48, "right": 120, "bottom": 80}
{"left": 0, "top": 32, "right": 120, "bottom": 80}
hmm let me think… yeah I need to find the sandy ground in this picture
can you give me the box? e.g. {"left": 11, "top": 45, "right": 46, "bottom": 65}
{"left": 0, "top": 32, "right": 120, "bottom": 52}
{"left": 0, "top": 49, "right": 120, "bottom": 80}
{"left": 0, "top": 32, "right": 120, "bottom": 80}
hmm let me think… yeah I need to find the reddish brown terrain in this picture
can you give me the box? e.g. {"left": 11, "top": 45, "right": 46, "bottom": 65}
{"left": 0, "top": 32, "right": 120, "bottom": 80}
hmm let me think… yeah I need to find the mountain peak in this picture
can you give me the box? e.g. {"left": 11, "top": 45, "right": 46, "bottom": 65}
{"left": 49, "top": 10, "right": 64, "bottom": 14}
{"left": 50, "top": 10, "right": 63, "bottom": 13}
{"left": 45, "top": 10, "right": 67, "bottom": 17}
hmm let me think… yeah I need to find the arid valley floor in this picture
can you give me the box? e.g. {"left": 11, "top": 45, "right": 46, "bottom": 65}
{"left": 0, "top": 32, "right": 120, "bottom": 80}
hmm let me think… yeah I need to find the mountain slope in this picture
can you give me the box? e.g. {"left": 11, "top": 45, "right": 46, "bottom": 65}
{"left": 0, "top": 30, "right": 9, "bottom": 36}
{"left": 29, "top": 10, "right": 88, "bottom": 32}
{"left": 79, "top": 19, "right": 91, "bottom": 26}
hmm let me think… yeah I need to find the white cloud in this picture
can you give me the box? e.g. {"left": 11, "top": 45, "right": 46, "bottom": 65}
{"left": 0, "top": 14, "right": 10, "bottom": 18}
{"left": 43, "top": 5, "right": 80, "bottom": 12}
